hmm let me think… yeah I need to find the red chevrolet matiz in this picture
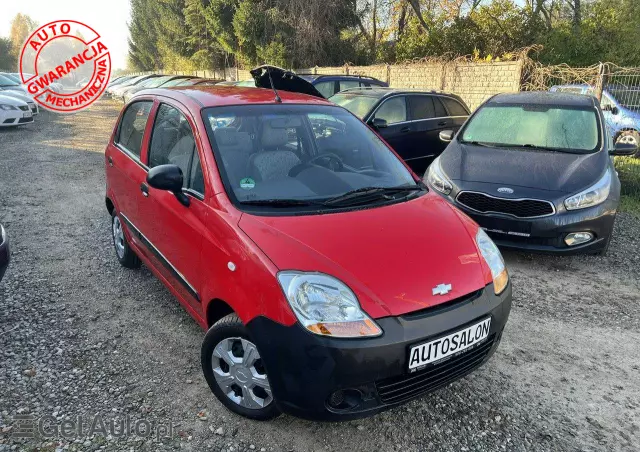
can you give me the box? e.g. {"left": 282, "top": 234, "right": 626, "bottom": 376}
{"left": 105, "top": 69, "right": 512, "bottom": 421}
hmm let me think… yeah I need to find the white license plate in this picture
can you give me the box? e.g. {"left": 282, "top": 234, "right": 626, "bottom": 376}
{"left": 23, "top": 112, "right": 31, "bottom": 118}
{"left": 408, "top": 318, "right": 491, "bottom": 372}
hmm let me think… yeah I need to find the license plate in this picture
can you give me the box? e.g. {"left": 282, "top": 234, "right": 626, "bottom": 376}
{"left": 408, "top": 318, "right": 491, "bottom": 372}
{"left": 23, "top": 112, "right": 31, "bottom": 118}
{"left": 471, "top": 215, "right": 531, "bottom": 237}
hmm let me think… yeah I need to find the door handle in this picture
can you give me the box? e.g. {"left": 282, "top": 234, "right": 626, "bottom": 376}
{"left": 400, "top": 126, "right": 411, "bottom": 133}
{"left": 108, "top": 156, "right": 113, "bottom": 167}
{"left": 437, "top": 121, "right": 447, "bottom": 126}
{"left": 140, "top": 182, "right": 149, "bottom": 197}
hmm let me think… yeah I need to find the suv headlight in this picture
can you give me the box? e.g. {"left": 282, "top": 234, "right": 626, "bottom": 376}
{"left": 564, "top": 169, "right": 611, "bottom": 211}
{"left": 476, "top": 229, "right": 508, "bottom": 295}
{"left": 277, "top": 272, "right": 382, "bottom": 338}
{"left": 0, "top": 104, "right": 17, "bottom": 111}
{"left": 426, "top": 157, "right": 452, "bottom": 195}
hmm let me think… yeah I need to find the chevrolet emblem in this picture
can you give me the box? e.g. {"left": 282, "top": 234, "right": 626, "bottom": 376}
{"left": 432, "top": 283, "right": 452, "bottom": 296}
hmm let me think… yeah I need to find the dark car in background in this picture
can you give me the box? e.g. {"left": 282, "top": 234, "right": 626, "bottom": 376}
{"left": 331, "top": 88, "right": 470, "bottom": 174}
{"left": 298, "top": 74, "right": 388, "bottom": 98}
{"left": 426, "top": 91, "right": 637, "bottom": 255}
{"left": 0, "top": 225, "right": 9, "bottom": 282}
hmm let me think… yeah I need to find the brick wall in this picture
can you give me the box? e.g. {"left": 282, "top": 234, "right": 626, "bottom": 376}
{"left": 132, "top": 60, "right": 523, "bottom": 111}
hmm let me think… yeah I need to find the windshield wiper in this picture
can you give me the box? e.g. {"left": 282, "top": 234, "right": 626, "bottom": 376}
{"left": 461, "top": 140, "right": 499, "bottom": 148}
{"left": 323, "top": 185, "right": 423, "bottom": 207}
{"left": 517, "top": 144, "right": 559, "bottom": 152}
{"left": 239, "top": 198, "right": 326, "bottom": 207}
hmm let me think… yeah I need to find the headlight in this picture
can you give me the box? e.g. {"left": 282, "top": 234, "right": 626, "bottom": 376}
{"left": 0, "top": 104, "right": 17, "bottom": 111}
{"left": 277, "top": 272, "right": 382, "bottom": 338}
{"left": 564, "top": 169, "right": 611, "bottom": 211}
{"left": 426, "top": 157, "right": 452, "bottom": 195}
{"left": 476, "top": 229, "right": 508, "bottom": 295}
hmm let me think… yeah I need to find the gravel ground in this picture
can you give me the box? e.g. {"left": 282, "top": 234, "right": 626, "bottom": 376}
{"left": 0, "top": 101, "right": 639, "bottom": 452}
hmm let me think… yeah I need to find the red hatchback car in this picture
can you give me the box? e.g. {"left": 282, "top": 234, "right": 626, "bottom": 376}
{"left": 104, "top": 82, "right": 512, "bottom": 421}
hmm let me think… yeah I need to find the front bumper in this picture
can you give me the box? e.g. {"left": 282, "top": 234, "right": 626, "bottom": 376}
{"left": 460, "top": 200, "right": 616, "bottom": 255}
{"left": 247, "top": 283, "right": 512, "bottom": 421}
{"left": 0, "top": 225, "right": 10, "bottom": 282}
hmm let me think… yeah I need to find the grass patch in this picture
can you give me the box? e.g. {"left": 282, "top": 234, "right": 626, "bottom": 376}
{"left": 620, "top": 195, "right": 640, "bottom": 216}
{"left": 615, "top": 156, "right": 640, "bottom": 209}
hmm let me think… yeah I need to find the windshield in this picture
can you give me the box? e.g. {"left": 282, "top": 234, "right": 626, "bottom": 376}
{"left": 161, "top": 77, "right": 191, "bottom": 87}
{"left": 0, "top": 75, "right": 20, "bottom": 87}
{"left": 143, "top": 76, "right": 174, "bottom": 88}
{"left": 2, "top": 73, "right": 22, "bottom": 84}
{"left": 330, "top": 93, "right": 380, "bottom": 118}
{"left": 608, "top": 89, "right": 640, "bottom": 111}
{"left": 202, "top": 104, "right": 417, "bottom": 208}
{"left": 461, "top": 104, "right": 600, "bottom": 153}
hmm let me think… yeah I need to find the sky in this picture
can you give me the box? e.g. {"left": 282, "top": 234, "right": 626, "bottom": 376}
{"left": 0, "top": 0, "right": 131, "bottom": 70}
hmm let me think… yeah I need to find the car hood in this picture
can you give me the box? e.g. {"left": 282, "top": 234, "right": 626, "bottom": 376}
{"left": 441, "top": 141, "right": 607, "bottom": 194}
{"left": 250, "top": 65, "right": 325, "bottom": 99}
{"left": 0, "top": 94, "right": 27, "bottom": 107}
{"left": 238, "top": 194, "right": 488, "bottom": 319}
{"left": 0, "top": 89, "right": 34, "bottom": 103}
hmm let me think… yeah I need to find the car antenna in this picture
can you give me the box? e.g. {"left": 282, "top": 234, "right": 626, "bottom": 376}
{"left": 266, "top": 66, "right": 282, "bottom": 103}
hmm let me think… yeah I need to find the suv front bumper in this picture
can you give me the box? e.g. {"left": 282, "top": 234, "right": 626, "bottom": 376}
{"left": 247, "top": 283, "right": 512, "bottom": 421}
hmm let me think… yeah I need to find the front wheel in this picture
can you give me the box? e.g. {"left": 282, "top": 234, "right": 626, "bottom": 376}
{"left": 201, "top": 314, "right": 281, "bottom": 420}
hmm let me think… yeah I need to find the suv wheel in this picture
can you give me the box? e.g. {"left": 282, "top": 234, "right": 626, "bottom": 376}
{"left": 111, "top": 212, "right": 141, "bottom": 268}
{"left": 201, "top": 314, "right": 280, "bottom": 420}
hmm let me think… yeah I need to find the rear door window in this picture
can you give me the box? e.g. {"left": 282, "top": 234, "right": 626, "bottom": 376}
{"left": 116, "top": 101, "right": 153, "bottom": 159}
{"left": 408, "top": 95, "right": 436, "bottom": 120}
{"left": 432, "top": 97, "right": 448, "bottom": 117}
{"left": 441, "top": 97, "right": 469, "bottom": 116}
{"left": 148, "top": 103, "right": 205, "bottom": 194}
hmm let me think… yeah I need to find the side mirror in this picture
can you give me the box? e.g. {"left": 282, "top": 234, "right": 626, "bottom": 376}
{"left": 147, "top": 164, "right": 190, "bottom": 207}
{"left": 610, "top": 141, "right": 638, "bottom": 156}
{"left": 369, "top": 117, "right": 388, "bottom": 129}
{"left": 439, "top": 130, "right": 454, "bottom": 143}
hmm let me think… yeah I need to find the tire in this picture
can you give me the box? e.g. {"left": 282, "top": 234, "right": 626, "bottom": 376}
{"left": 201, "top": 313, "right": 281, "bottom": 421}
{"left": 111, "top": 211, "right": 141, "bottom": 269}
{"left": 615, "top": 130, "right": 640, "bottom": 156}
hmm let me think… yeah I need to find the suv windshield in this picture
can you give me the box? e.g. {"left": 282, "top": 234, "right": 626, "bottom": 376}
{"left": 330, "top": 93, "right": 380, "bottom": 118}
{"left": 202, "top": 104, "right": 418, "bottom": 209}
{"left": 461, "top": 104, "right": 600, "bottom": 153}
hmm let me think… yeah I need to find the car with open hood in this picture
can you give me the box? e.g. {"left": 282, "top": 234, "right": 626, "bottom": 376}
{"left": 105, "top": 81, "right": 512, "bottom": 421}
{"left": 426, "top": 91, "right": 637, "bottom": 255}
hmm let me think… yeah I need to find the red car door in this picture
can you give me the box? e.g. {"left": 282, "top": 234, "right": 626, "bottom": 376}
{"left": 106, "top": 100, "right": 155, "bottom": 237}
{"left": 137, "top": 100, "right": 208, "bottom": 312}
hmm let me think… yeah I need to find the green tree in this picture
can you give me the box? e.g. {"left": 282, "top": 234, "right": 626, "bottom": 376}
{"left": 0, "top": 38, "right": 16, "bottom": 71}
{"left": 128, "top": 0, "right": 161, "bottom": 71}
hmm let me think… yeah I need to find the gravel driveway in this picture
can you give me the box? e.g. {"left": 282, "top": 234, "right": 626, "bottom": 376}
{"left": 0, "top": 101, "right": 639, "bottom": 452}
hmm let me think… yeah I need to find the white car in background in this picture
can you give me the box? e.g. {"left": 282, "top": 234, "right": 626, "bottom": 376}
{"left": 9, "top": 72, "right": 64, "bottom": 93}
{"left": 0, "top": 89, "right": 39, "bottom": 116}
{"left": 0, "top": 94, "right": 33, "bottom": 127}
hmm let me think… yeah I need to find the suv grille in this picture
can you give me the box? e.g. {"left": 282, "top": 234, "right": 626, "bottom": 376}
{"left": 376, "top": 334, "right": 495, "bottom": 404}
{"left": 18, "top": 105, "right": 29, "bottom": 111}
{"left": 457, "top": 192, "right": 554, "bottom": 218}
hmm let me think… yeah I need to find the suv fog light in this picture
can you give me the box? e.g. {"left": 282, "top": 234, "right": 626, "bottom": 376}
{"left": 564, "top": 232, "right": 594, "bottom": 246}
{"left": 327, "top": 389, "right": 363, "bottom": 411}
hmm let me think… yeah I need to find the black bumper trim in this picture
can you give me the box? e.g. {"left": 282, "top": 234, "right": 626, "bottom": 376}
{"left": 246, "top": 283, "right": 512, "bottom": 421}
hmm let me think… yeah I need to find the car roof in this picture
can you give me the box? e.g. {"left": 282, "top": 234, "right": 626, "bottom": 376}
{"left": 489, "top": 91, "right": 597, "bottom": 107}
{"left": 331, "top": 86, "right": 464, "bottom": 101}
{"left": 298, "top": 74, "right": 385, "bottom": 84}
{"left": 139, "top": 85, "right": 334, "bottom": 108}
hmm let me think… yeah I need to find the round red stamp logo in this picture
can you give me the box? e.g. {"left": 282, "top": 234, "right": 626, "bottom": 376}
{"left": 19, "top": 20, "right": 111, "bottom": 113}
